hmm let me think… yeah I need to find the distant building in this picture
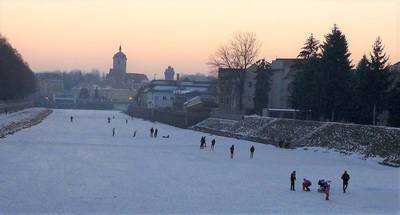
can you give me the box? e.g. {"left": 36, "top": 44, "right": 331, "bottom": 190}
{"left": 71, "top": 85, "right": 135, "bottom": 103}
{"left": 217, "top": 58, "right": 301, "bottom": 115}
{"left": 138, "top": 79, "right": 217, "bottom": 110}
{"left": 164, "top": 66, "right": 175, "bottom": 80}
{"left": 390, "top": 61, "right": 400, "bottom": 72}
{"left": 106, "top": 46, "right": 148, "bottom": 89}
{"left": 268, "top": 58, "right": 301, "bottom": 109}
{"left": 36, "top": 78, "right": 64, "bottom": 98}
{"left": 217, "top": 65, "right": 257, "bottom": 113}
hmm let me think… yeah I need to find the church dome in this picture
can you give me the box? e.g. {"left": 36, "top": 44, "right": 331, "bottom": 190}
{"left": 113, "top": 45, "right": 127, "bottom": 60}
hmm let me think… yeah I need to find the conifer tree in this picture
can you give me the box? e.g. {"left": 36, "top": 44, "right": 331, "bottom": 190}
{"left": 298, "top": 34, "right": 319, "bottom": 59}
{"left": 0, "top": 34, "right": 36, "bottom": 100}
{"left": 253, "top": 59, "right": 271, "bottom": 115}
{"left": 319, "top": 24, "right": 353, "bottom": 121}
{"left": 291, "top": 34, "right": 321, "bottom": 119}
{"left": 354, "top": 55, "right": 373, "bottom": 123}
{"left": 368, "top": 37, "right": 389, "bottom": 124}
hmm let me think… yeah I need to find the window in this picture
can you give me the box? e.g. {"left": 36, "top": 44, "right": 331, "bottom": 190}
{"left": 248, "top": 81, "right": 253, "bottom": 88}
{"left": 162, "top": 96, "right": 166, "bottom": 100}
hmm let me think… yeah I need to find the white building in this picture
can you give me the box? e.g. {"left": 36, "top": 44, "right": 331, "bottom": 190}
{"left": 139, "top": 80, "right": 217, "bottom": 109}
{"left": 268, "top": 58, "right": 300, "bottom": 109}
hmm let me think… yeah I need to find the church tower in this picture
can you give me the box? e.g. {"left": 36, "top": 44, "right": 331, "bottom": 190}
{"left": 112, "top": 45, "right": 127, "bottom": 74}
{"left": 164, "top": 65, "right": 175, "bottom": 80}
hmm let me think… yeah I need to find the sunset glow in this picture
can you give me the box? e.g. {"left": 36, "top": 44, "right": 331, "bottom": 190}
{"left": 0, "top": 0, "right": 399, "bottom": 76}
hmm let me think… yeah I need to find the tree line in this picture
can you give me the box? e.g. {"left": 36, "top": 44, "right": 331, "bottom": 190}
{"left": 36, "top": 69, "right": 102, "bottom": 90}
{"left": 291, "top": 25, "right": 399, "bottom": 127}
{"left": 0, "top": 34, "right": 36, "bottom": 100}
{"left": 208, "top": 26, "right": 399, "bottom": 127}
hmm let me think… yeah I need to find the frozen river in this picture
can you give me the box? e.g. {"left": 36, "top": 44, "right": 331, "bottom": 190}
{"left": 0, "top": 109, "right": 398, "bottom": 214}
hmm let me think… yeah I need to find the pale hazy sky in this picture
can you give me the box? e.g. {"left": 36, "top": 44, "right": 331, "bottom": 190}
{"left": 0, "top": 0, "right": 399, "bottom": 76}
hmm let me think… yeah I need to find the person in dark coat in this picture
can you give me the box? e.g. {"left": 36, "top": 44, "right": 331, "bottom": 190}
{"left": 341, "top": 171, "right": 350, "bottom": 193}
{"left": 133, "top": 130, "right": 137, "bottom": 137}
{"left": 229, "top": 144, "right": 234, "bottom": 159}
{"left": 154, "top": 128, "right": 158, "bottom": 138}
{"left": 250, "top": 145, "right": 255, "bottom": 158}
{"left": 211, "top": 139, "right": 216, "bottom": 150}
{"left": 150, "top": 127, "right": 154, "bottom": 137}
{"left": 200, "top": 137, "right": 205, "bottom": 149}
{"left": 126, "top": 119, "right": 128, "bottom": 124}
{"left": 107, "top": 117, "right": 111, "bottom": 123}
{"left": 70, "top": 116, "right": 73, "bottom": 122}
{"left": 290, "top": 171, "right": 296, "bottom": 191}
{"left": 112, "top": 128, "right": 115, "bottom": 137}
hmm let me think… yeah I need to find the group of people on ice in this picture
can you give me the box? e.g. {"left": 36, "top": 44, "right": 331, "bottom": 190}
{"left": 200, "top": 137, "right": 256, "bottom": 159}
{"left": 150, "top": 127, "right": 158, "bottom": 138}
{"left": 199, "top": 136, "right": 216, "bottom": 150}
{"left": 229, "top": 144, "right": 255, "bottom": 159}
{"left": 290, "top": 170, "right": 350, "bottom": 200}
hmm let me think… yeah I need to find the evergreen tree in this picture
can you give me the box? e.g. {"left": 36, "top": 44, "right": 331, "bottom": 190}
{"left": 0, "top": 34, "right": 36, "bottom": 100}
{"left": 298, "top": 34, "right": 319, "bottom": 59}
{"left": 291, "top": 34, "right": 321, "bottom": 119}
{"left": 319, "top": 24, "right": 353, "bottom": 121}
{"left": 387, "top": 80, "right": 400, "bottom": 127}
{"left": 291, "top": 57, "right": 321, "bottom": 119}
{"left": 368, "top": 37, "right": 389, "bottom": 124}
{"left": 353, "top": 55, "right": 373, "bottom": 123}
{"left": 253, "top": 59, "right": 271, "bottom": 115}
{"left": 94, "top": 87, "right": 99, "bottom": 99}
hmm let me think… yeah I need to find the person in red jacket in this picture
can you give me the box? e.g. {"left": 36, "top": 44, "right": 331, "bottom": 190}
{"left": 325, "top": 181, "right": 331, "bottom": 200}
{"left": 302, "top": 178, "right": 312, "bottom": 191}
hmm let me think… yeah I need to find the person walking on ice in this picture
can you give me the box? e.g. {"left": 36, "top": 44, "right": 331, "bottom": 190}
{"left": 107, "top": 117, "right": 111, "bottom": 123}
{"left": 211, "top": 139, "right": 216, "bottom": 150}
{"left": 154, "top": 128, "right": 158, "bottom": 138}
{"left": 150, "top": 127, "right": 154, "bottom": 137}
{"left": 133, "top": 130, "right": 137, "bottom": 137}
{"left": 70, "top": 116, "right": 73, "bottom": 123}
{"left": 250, "top": 145, "right": 255, "bottom": 158}
{"left": 112, "top": 128, "right": 115, "bottom": 137}
{"left": 126, "top": 119, "right": 128, "bottom": 124}
{"left": 341, "top": 171, "right": 350, "bottom": 193}
{"left": 290, "top": 171, "right": 296, "bottom": 191}
{"left": 200, "top": 137, "right": 205, "bottom": 149}
{"left": 229, "top": 144, "right": 234, "bottom": 159}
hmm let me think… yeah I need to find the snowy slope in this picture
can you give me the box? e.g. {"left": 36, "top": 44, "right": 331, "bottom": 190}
{"left": 0, "top": 109, "right": 398, "bottom": 214}
{"left": 0, "top": 108, "right": 46, "bottom": 128}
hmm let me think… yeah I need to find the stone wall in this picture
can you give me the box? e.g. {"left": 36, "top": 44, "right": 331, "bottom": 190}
{"left": 192, "top": 116, "right": 400, "bottom": 167}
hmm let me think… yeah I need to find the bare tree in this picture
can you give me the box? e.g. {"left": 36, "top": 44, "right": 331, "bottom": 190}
{"left": 208, "top": 32, "right": 261, "bottom": 111}
{"left": 208, "top": 32, "right": 261, "bottom": 70}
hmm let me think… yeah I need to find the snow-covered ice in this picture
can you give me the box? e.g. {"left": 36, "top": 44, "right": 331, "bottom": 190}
{"left": 0, "top": 109, "right": 398, "bottom": 214}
